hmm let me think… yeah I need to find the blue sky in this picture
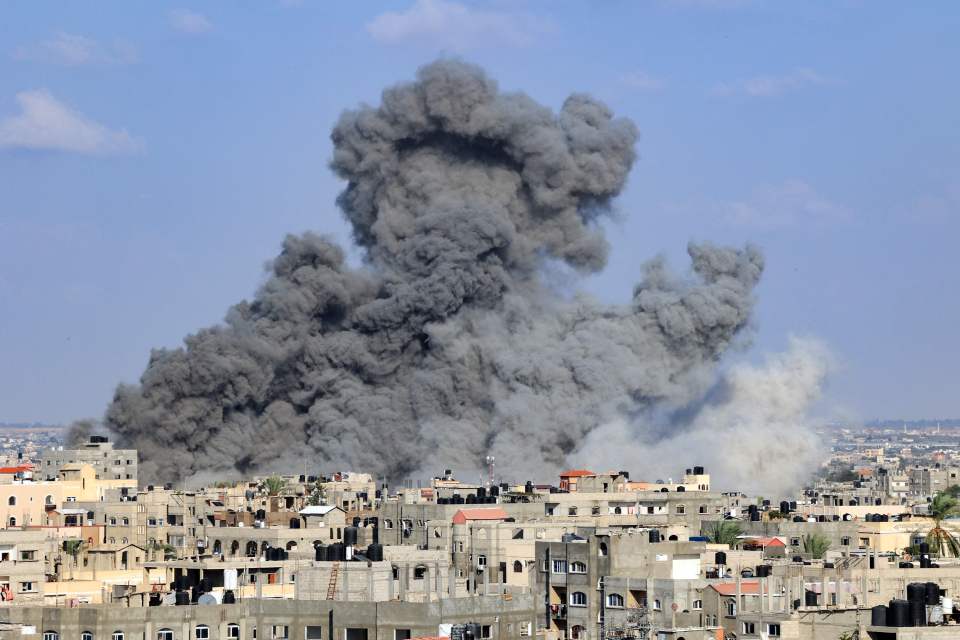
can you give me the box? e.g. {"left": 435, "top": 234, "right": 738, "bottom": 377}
{"left": 1, "top": 1, "right": 958, "bottom": 424}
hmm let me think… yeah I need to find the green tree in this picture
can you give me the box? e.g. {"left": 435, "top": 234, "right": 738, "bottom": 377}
{"left": 62, "top": 539, "right": 83, "bottom": 580}
{"left": 944, "top": 485, "right": 960, "bottom": 499}
{"left": 260, "top": 475, "right": 289, "bottom": 496}
{"left": 307, "top": 480, "right": 326, "bottom": 506}
{"left": 926, "top": 492, "right": 960, "bottom": 557}
{"left": 706, "top": 520, "right": 743, "bottom": 547}
{"left": 803, "top": 533, "right": 831, "bottom": 559}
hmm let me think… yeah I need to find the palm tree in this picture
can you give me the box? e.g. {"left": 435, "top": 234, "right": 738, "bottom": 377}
{"left": 706, "top": 520, "right": 743, "bottom": 547}
{"left": 260, "top": 475, "right": 289, "bottom": 496}
{"left": 803, "top": 533, "right": 830, "bottom": 559}
{"left": 926, "top": 492, "right": 960, "bottom": 557}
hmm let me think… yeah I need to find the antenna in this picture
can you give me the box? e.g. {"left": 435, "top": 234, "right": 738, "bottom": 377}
{"left": 485, "top": 455, "right": 495, "bottom": 488}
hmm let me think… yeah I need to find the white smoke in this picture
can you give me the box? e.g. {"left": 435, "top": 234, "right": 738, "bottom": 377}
{"left": 571, "top": 336, "right": 831, "bottom": 497}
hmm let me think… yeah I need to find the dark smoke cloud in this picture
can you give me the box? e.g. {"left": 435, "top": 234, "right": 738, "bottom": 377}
{"left": 102, "top": 60, "right": 763, "bottom": 485}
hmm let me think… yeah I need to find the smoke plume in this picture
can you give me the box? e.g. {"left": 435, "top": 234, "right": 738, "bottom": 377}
{"left": 102, "top": 60, "right": 765, "bottom": 485}
{"left": 572, "top": 337, "right": 830, "bottom": 497}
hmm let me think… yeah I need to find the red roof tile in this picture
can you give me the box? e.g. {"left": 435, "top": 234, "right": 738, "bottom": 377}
{"left": 560, "top": 469, "right": 595, "bottom": 477}
{"left": 452, "top": 508, "right": 508, "bottom": 524}
{"left": 710, "top": 581, "right": 761, "bottom": 596}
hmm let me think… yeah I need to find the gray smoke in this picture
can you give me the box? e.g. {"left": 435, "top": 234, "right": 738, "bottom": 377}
{"left": 102, "top": 60, "right": 763, "bottom": 485}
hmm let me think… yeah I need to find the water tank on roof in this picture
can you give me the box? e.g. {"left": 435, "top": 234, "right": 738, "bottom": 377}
{"left": 314, "top": 543, "right": 325, "bottom": 562}
{"left": 925, "top": 582, "right": 940, "bottom": 606}
{"left": 780, "top": 501, "right": 790, "bottom": 514}
{"left": 694, "top": 466, "right": 705, "bottom": 475}
{"left": 477, "top": 487, "right": 486, "bottom": 499}
{"left": 175, "top": 590, "right": 190, "bottom": 606}
{"left": 344, "top": 526, "right": 358, "bottom": 546}
{"left": 871, "top": 604, "right": 887, "bottom": 626}
{"left": 910, "top": 599, "right": 926, "bottom": 626}
{"left": 714, "top": 551, "right": 727, "bottom": 566}
{"left": 888, "top": 599, "right": 909, "bottom": 626}
{"left": 222, "top": 590, "right": 236, "bottom": 604}
{"left": 367, "top": 543, "right": 384, "bottom": 562}
{"left": 676, "top": 486, "right": 685, "bottom": 492}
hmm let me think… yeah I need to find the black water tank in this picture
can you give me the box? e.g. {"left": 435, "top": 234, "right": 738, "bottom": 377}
{"left": 290, "top": 517, "right": 301, "bottom": 529}
{"left": 175, "top": 590, "right": 190, "bottom": 605}
{"left": 750, "top": 512, "right": 761, "bottom": 522}
{"left": 489, "top": 486, "right": 499, "bottom": 497}
{"left": 314, "top": 544, "right": 325, "bottom": 562}
{"left": 694, "top": 466, "right": 705, "bottom": 474}
{"left": 222, "top": 590, "right": 236, "bottom": 604}
{"left": 907, "top": 583, "right": 926, "bottom": 603}
{"left": 525, "top": 481, "right": 533, "bottom": 494}
{"left": 149, "top": 592, "right": 162, "bottom": 607}
{"left": 477, "top": 487, "right": 486, "bottom": 499}
{"left": 909, "top": 598, "right": 926, "bottom": 626}
{"left": 327, "top": 542, "right": 345, "bottom": 561}
{"left": 715, "top": 551, "right": 727, "bottom": 565}
{"left": 899, "top": 562, "right": 914, "bottom": 569}
{"left": 793, "top": 555, "right": 803, "bottom": 563}
{"left": 466, "top": 494, "right": 477, "bottom": 504}
{"left": 756, "top": 565, "right": 771, "bottom": 577}
{"left": 888, "top": 599, "right": 909, "bottom": 626}
{"left": 805, "top": 590, "right": 818, "bottom": 607}
{"left": 871, "top": 604, "right": 887, "bottom": 626}
{"left": 367, "top": 543, "right": 384, "bottom": 561}
{"left": 649, "top": 529, "right": 660, "bottom": 543}
{"left": 925, "top": 582, "right": 940, "bottom": 605}
{"left": 255, "top": 509, "right": 266, "bottom": 520}
{"left": 793, "top": 516, "right": 805, "bottom": 522}
{"left": 919, "top": 542, "right": 930, "bottom": 554}
{"left": 780, "top": 501, "right": 790, "bottom": 514}
{"left": 344, "top": 526, "right": 359, "bottom": 546}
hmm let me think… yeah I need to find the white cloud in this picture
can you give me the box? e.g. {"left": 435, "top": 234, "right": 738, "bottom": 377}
{"left": 714, "top": 68, "right": 832, "bottom": 97}
{"left": 724, "top": 180, "right": 849, "bottom": 228}
{"left": 13, "top": 32, "right": 138, "bottom": 67}
{"left": 618, "top": 70, "right": 664, "bottom": 92}
{"left": 0, "top": 89, "right": 141, "bottom": 155}
{"left": 169, "top": 9, "right": 213, "bottom": 35}
{"left": 367, "top": 0, "right": 548, "bottom": 50}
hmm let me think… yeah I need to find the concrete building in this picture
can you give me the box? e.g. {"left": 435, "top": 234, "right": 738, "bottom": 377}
{"left": 38, "top": 437, "right": 137, "bottom": 487}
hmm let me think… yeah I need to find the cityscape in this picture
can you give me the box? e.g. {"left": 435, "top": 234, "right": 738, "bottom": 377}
{"left": 2, "top": 3, "right": 959, "bottom": 640}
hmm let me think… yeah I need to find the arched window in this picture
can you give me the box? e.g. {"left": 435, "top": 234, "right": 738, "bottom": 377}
{"left": 570, "top": 592, "right": 587, "bottom": 607}
{"left": 570, "top": 561, "right": 587, "bottom": 574}
{"left": 213, "top": 540, "right": 222, "bottom": 555}
{"left": 568, "top": 507, "right": 577, "bottom": 516}
{"left": 121, "top": 537, "right": 128, "bottom": 545}
{"left": 45, "top": 495, "right": 54, "bottom": 505}
{"left": 513, "top": 560, "right": 523, "bottom": 573}
{"left": 157, "top": 629, "right": 174, "bottom": 640}
{"left": 384, "top": 519, "right": 393, "bottom": 529}
{"left": 286, "top": 541, "right": 297, "bottom": 551}
{"left": 122, "top": 517, "right": 129, "bottom": 526}
{"left": 82, "top": 632, "right": 94, "bottom": 640}
{"left": 195, "top": 625, "right": 210, "bottom": 640}
{"left": 8, "top": 496, "right": 15, "bottom": 506}
{"left": 571, "top": 627, "right": 584, "bottom": 640}
{"left": 598, "top": 542, "right": 608, "bottom": 556}
{"left": 230, "top": 540, "right": 240, "bottom": 556}
{"left": 226, "top": 625, "right": 240, "bottom": 640}
{"left": 692, "top": 599, "right": 703, "bottom": 610}
{"left": 246, "top": 541, "right": 258, "bottom": 557}
{"left": 43, "top": 632, "right": 58, "bottom": 640}
{"left": 7, "top": 516, "right": 16, "bottom": 527}
{"left": 614, "top": 506, "right": 622, "bottom": 515}
{"left": 607, "top": 593, "right": 624, "bottom": 608}
{"left": 112, "top": 631, "right": 125, "bottom": 640}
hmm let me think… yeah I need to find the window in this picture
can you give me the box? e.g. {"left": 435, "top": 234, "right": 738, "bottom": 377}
{"left": 480, "top": 626, "right": 491, "bottom": 639}
{"left": 158, "top": 630, "right": 174, "bottom": 640}
{"left": 569, "top": 561, "right": 587, "bottom": 573}
{"left": 7, "top": 497, "right": 15, "bottom": 506}
{"left": 477, "top": 555, "right": 487, "bottom": 568}
{"left": 513, "top": 561, "right": 523, "bottom": 573}
{"left": 607, "top": 593, "right": 624, "bottom": 608}
{"left": 195, "top": 629, "right": 210, "bottom": 640}
{"left": 271, "top": 626, "right": 288, "bottom": 640}
{"left": 570, "top": 592, "right": 587, "bottom": 606}
{"left": 414, "top": 565, "right": 427, "bottom": 579}
{"left": 568, "top": 507, "right": 577, "bottom": 516}
{"left": 394, "top": 631, "right": 411, "bottom": 640}
{"left": 598, "top": 542, "right": 608, "bottom": 556}
{"left": 19, "top": 550, "right": 36, "bottom": 561}
{"left": 692, "top": 599, "right": 702, "bottom": 610}
{"left": 112, "top": 632, "right": 125, "bottom": 640}
{"left": 699, "top": 505, "right": 707, "bottom": 514}
{"left": 841, "top": 537, "right": 851, "bottom": 546}
{"left": 8, "top": 517, "right": 16, "bottom": 527}
{"left": 741, "top": 622, "right": 755, "bottom": 634}
{"left": 122, "top": 518, "right": 130, "bottom": 526}
{"left": 44, "top": 632, "right": 58, "bottom": 640}
{"left": 384, "top": 519, "right": 393, "bottom": 529}
{"left": 304, "top": 627, "right": 322, "bottom": 640}
{"left": 82, "top": 632, "right": 94, "bottom": 640}
{"left": 767, "top": 623, "right": 781, "bottom": 637}
{"left": 19, "top": 581, "right": 35, "bottom": 592}
{"left": 110, "top": 518, "right": 117, "bottom": 526}
{"left": 790, "top": 537, "right": 800, "bottom": 547}
{"left": 653, "top": 599, "right": 662, "bottom": 611}
{"left": 726, "top": 601, "right": 737, "bottom": 616}
{"left": 676, "top": 505, "right": 685, "bottom": 514}
{"left": 45, "top": 495, "right": 54, "bottom": 505}
{"left": 553, "top": 559, "right": 567, "bottom": 573}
